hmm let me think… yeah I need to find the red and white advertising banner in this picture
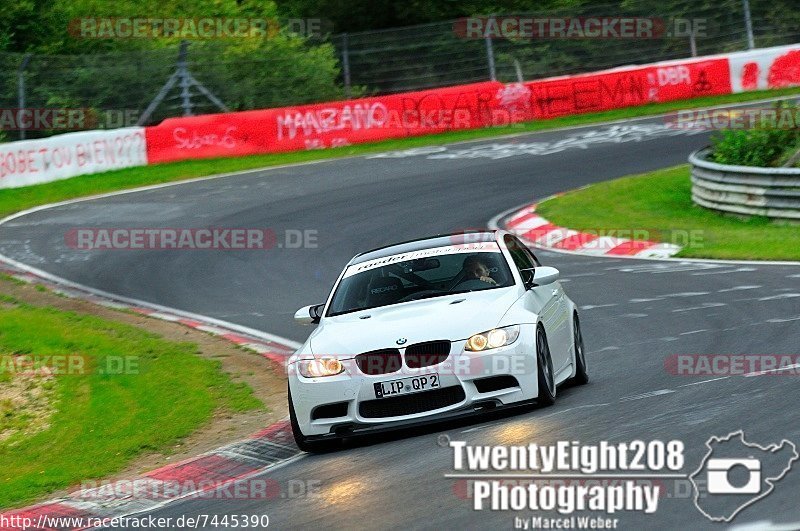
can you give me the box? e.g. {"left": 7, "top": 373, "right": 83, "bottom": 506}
{"left": 145, "top": 56, "right": 736, "bottom": 163}
{"left": 0, "top": 127, "right": 147, "bottom": 189}
{"left": 144, "top": 82, "right": 527, "bottom": 164}
{"left": 727, "top": 44, "right": 800, "bottom": 93}
{"left": 523, "top": 57, "right": 731, "bottom": 119}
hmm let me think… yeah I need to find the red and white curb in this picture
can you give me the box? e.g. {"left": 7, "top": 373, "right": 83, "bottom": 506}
{"left": 501, "top": 202, "right": 683, "bottom": 259}
{"left": 0, "top": 260, "right": 304, "bottom": 530}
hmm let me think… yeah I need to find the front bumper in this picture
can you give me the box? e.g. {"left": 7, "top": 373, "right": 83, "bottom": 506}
{"left": 289, "top": 326, "right": 538, "bottom": 437}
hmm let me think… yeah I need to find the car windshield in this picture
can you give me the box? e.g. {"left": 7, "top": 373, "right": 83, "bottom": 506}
{"left": 326, "top": 242, "right": 515, "bottom": 316}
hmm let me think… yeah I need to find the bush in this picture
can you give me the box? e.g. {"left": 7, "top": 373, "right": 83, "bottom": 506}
{"left": 710, "top": 102, "right": 800, "bottom": 167}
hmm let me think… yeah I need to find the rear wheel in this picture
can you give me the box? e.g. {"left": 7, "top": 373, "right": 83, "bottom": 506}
{"left": 569, "top": 313, "right": 589, "bottom": 386}
{"left": 536, "top": 325, "right": 556, "bottom": 406}
{"left": 289, "top": 385, "right": 340, "bottom": 453}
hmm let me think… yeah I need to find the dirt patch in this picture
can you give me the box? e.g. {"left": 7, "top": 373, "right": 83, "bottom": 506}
{"left": 0, "top": 276, "right": 289, "bottom": 480}
{"left": 0, "top": 372, "right": 56, "bottom": 444}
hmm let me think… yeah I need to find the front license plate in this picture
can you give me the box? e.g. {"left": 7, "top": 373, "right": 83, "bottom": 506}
{"left": 374, "top": 374, "right": 440, "bottom": 399}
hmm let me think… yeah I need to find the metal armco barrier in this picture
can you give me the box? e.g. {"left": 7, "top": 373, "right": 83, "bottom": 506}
{"left": 690, "top": 148, "right": 800, "bottom": 220}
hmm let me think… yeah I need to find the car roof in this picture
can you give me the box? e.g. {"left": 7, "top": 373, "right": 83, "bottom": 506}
{"left": 350, "top": 231, "right": 502, "bottom": 265}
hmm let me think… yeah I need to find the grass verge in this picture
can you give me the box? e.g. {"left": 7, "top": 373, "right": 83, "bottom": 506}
{"left": 535, "top": 165, "right": 800, "bottom": 261}
{"left": 3, "top": 87, "right": 800, "bottom": 219}
{"left": 0, "top": 287, "right": 262, "bottom": 508}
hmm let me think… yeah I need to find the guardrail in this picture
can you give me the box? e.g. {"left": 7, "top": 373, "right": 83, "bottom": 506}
{"left": 689, "top": 147, "right": 800, "bottom": 220}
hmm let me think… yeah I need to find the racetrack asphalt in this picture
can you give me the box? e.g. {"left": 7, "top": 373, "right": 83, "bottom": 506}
{"left": 2, "top": 115, "right": 799, "bottom": 529}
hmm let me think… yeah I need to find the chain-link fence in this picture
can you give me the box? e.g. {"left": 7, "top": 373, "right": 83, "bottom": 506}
{"left": 330, "top": 0, "right": 800, "bottom": 94}
{"left": 1, "top": 0, "right": 798, "bottom": 140}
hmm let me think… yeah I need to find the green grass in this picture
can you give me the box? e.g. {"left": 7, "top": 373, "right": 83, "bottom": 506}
{"left": 0, "top": 299, "right": 261, "bottom": 508}
{"left": 536, "top": 165, "right": 800, "bottom": 261}
{"left": 3, "top": 86, "right": 800, "bottom": 219}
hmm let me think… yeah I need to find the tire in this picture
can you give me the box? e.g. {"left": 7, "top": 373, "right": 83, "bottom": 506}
{"left": 288, "top": 384, "right": 339, "bottom": 453}
{"left": 569, "top": 313, "right": 589, "bottom": 386}
{"left": 536, "top": 325, "right": 556, "bottom": 406}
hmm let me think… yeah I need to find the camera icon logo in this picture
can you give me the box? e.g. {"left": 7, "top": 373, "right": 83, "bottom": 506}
{"left": 690, "top": 431, "right": 798, "bottom": 522}
{"left": 706, "top": 458, "right": 761, "bottom": 494}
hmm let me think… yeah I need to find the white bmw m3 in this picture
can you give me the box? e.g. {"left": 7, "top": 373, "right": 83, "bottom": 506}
{"left": 287, "top": 230, "right": 588, "bottom": 451}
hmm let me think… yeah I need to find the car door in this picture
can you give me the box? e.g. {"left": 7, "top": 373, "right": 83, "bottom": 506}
{"left": 505, "top": 236, "right": 570, "bottom": 374}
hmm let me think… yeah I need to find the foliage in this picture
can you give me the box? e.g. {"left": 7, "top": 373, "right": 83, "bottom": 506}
{"left": 710, "top": 102, "right": 800, "bottom": 167}
{"left": 0, "top": 0, "right": 346, "bottom": 128}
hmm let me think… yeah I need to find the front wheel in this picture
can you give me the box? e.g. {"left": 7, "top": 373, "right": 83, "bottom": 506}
{"left": 569, "top": 313, "right": 589, "bottom": 386}
{"left": 289, "top": 384, "right": 340, "bottom": 453}
{"left": 536, "top": 325, "right": 556, "bottom": 406}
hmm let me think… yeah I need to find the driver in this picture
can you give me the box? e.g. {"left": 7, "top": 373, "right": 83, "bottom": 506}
{"left": 461, "top": 255, "right": 497, "bottom": 285}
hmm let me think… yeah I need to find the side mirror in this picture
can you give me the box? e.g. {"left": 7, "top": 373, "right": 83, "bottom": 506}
{"left": 532, "top": 266, "right": 559, "bottom": 287}
{"left": 294, "top": 304, "right": 324, "bottom": 325}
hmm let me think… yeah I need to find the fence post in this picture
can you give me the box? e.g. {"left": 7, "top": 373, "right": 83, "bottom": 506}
{"left": 485, "top": 18, "right": 497, "bottom": 81}
{"left": 513, "top": 59, "right": 523, "bottom": 83}
{"left": 341, "top": 33, "right": 352, "bottom": 99}
{"left": 17, "top": 54, "right": 33, "bottom": 140}
{"left": 742, "top": 0, "right": 755, "bottom": 49}
{"left": 689, "top": 29, "right": 697, "bottom": 57}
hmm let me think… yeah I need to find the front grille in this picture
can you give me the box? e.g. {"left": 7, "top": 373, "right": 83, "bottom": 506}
{"left": 356, "top": 348, "right": 402, "bottom": 375}
{"left": 404, "top": 340, "right": 451, "bottom": 369}
{"left": 359, "top": 386, "right": 465, "bottom": 418}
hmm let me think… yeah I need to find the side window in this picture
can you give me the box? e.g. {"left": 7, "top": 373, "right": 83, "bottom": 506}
{"left": 524, "top": 246, "right": 542, "bottom": 267}
{"left": 504, "top": 235, "right": 534, "bottom": 273}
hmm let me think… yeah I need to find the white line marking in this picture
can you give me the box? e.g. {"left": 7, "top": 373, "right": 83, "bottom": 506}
{"left": 691, "top": 267, "right": 758, "bottom": 275}
{"left": 619, "top": 389, "right": 676, "bottom": 401}
{"left": 678, "top": 376, "right": 730, "bottom": 387}
{"left": 718, "top": 285, "right": 761, "bottom": 292}
{"left": 580, "top": 303, "right": 617, "bottom": 310}
{"left": 679, "top": 329, "right": 709, "bottom": 335}
{"left": 672, "top": 302, "right": 726, "bottom": 312}
{"left": 758, "top": 293, "right": 800, "bottom": 301}
{"left": 767, "top": 316, "right": 800, "bottom": 323}
{"left": 744, "top": 363, "right": 800, "bottom": 377}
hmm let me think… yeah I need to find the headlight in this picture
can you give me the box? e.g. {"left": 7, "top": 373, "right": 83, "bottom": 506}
{"left": 298, "top": 357, "right": 345, "bottom": 378}
{"left": 465, "top": 325, "right": 520, "bottom": 351}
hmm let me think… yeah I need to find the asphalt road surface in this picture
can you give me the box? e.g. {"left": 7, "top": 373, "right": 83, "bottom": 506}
{"left": 2, "top": 115, "right": 799, "bottom": 529}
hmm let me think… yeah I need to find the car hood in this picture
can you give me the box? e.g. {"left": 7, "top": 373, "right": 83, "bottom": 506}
{"left": 309, "top": 287, "right": 522, "bottom": 357}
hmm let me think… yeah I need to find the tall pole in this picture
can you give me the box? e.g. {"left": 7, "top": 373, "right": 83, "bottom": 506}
{"left": 742, "top": 0, "right": 755, "bottom": 49}
{"left": 341, "top": 33, "right": 352, "bottom": 99}
{"left": 17, "top": 54, "right": 33, "bottom": 140}
{"left": 485, "top": 17, "right": 496, "bottom": 81}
